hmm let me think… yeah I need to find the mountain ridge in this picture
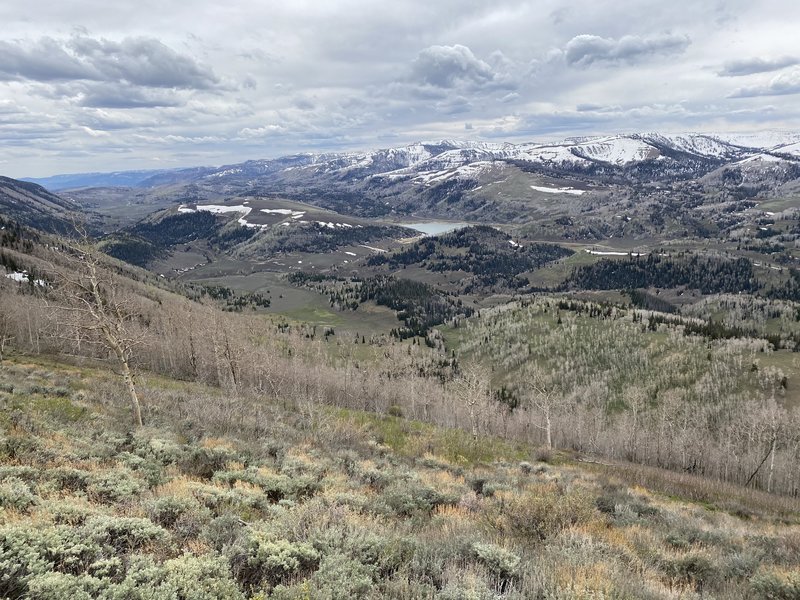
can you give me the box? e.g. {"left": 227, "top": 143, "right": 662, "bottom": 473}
{"left": 22, "top": 132, "right": 800, "bottom": 192}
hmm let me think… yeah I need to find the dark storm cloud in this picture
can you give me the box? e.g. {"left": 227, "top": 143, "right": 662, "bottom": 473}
{"left": 0, "top": 36, "right": 218, "bottom": 89}
{"left": 562, "top": 33, "right": 691, "bottom": 67}
{"left": 718, "top": 56, "right": 798, "bottom": 77}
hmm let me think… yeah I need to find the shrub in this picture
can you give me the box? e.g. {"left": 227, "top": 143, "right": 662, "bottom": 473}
{"left": 664, "top": 527, "right": 722, "bottom": 550}
{"left": 83, "top": 516, "right": 167, "bottom": 554}
{"left": 203, "top": 514, "right": 248, "bottom": 551}
{"left": 136, "top": 436, "right": 184, "bottom": 466}
{"left": 749, "top": 572, "right": 800, "bottom": 599}
{"left": 146, "top": 495, "right": 204, "bottom": 530}
{"left": 117, "top": 451, "right": 166, "bottom": 487}
{"left": 49, "top": 499, "right": 100, "bottom": 526}
{"left": 492, "top": 485, "right": 595, "bottom": 541}
{"left": 0, "top": 465, "right": 37, "bottom": 482}
{"left": 179, "top": 446, "right": 234, "bottom": 479}
{"left": 723, "top": 552, "right": 760, "bottom": 580}
{"left": 47, "top": 466, "right": 90, "bottom": 492}
{"left": 472, "top": 542, "right": 520, "bottom": 582}
{"left": 229, "top": 531, "right": 320, "bottom": 590}
{"left": 752, "top": 532, "right": 800, "bottom": 567}
{"left": 661, "top": 553, "right": 719, "bottom": 592}
{"left": 153, "top": 554, "right": 245, "bottom": 600}
{"left": 310, "top": 554, "right": 375, "bottom": 600}
{"left": 25, "top": 573, "right": 105, "bottom": 600}
{"left": 534, "top": 446, "right": 552, "bottom": 463}
{"left": 387, "top": 405, "right": 404, "bottom": 418}
{"left": 0, "top": 526, "right": 51, "bottom": 598}
{"left": 0, "top": 525, "right": 101, "bottom": 597}
{"left": 378, "top": 481, "right": 458, "bottom": 517}
{"left": 0, "top": 476, "right": 37, "bottom": 511}
{"left": 87, "top": 468, "right": 143, "bottom": 503}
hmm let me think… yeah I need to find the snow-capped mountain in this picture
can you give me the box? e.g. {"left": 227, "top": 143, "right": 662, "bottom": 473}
{"left": 25, "top": 132, "right": 800, "bottom": 193}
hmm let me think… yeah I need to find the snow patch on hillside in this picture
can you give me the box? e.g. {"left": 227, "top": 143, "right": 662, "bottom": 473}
{"left": 530, "top": 185, "right": 586, "bottom": 196}
{"left": 178, "top": 204, "right": 268, "bottom": 229}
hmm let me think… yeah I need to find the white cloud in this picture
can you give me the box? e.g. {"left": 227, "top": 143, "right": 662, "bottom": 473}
{"left": 720, "top": 57, "right": 799, "bottom": 77}
{"left": 729, "top": 69, "right": 800, "bottom": 98}
{"left": 411, "top": 45, "right": 496, "bottom": 88}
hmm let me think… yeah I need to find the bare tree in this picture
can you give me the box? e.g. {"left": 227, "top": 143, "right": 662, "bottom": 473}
{"left": 521, "top": 365, "right": 562, "bottom": 450}
{"left": 0, "top": 307, "right": 14, "bottom": 362}
{"left": 452, "top": 366, "right": 491, "bottom": 440}
{"left": 48, "top": 234, "right": 145, "bottom": 427}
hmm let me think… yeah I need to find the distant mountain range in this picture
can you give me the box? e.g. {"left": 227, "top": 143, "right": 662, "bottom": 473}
{"left": 22, "top": 132, "right": 800, "bottom": 192}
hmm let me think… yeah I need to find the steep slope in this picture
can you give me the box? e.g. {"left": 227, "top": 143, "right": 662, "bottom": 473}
{"left": 0, "top": 176, "right": 80, "bottom": 233}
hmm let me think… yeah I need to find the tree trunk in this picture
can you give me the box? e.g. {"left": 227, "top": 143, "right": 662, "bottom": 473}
{"left": 121, "top": 359, "right": 143, "bottom": 428}
{"left": 105, "top": 328, "right": 143, "bottom": 428}
{"left": 545, "top": 409, "right": 552, "bottom": 449}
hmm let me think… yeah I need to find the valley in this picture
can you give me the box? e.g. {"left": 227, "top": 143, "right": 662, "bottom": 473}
{"left": 4, "top": 131, "right": 800, "bottom": 599}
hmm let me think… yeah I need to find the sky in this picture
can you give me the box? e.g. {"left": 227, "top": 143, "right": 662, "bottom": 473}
{"left": 2, "top": 0, "right": 800, "bottom": 177}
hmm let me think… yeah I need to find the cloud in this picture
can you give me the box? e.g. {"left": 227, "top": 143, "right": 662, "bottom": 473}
{"left": 562, "top": 33, "right": 691, "bottom": 67}
{"left": 0, "top": 37, "right": 96, "bottom": 81}
{"left": 77, "top": 84, "right": 183, "bottom": 108}
{"left": 729, "top": 68, "right": 800, "bottom": 98}
{"left": 0, "top": 35, "right": 218, "bottom": 90}
{"left": 68, "top": 37, "right": 219, "bottom": 89}
{"left": 411, "top": 44, "right": 496, "bottom": 88}
{"left": 718, "top": 56, "right": 799, "bottom": 77}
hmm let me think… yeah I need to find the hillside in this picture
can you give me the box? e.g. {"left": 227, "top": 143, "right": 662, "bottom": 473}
{"left": 1, "top": 356, "right": 798, "bottom": 599}
{"left": 2, "top": 210, "right": 800, "bottom": 598}
{"left": 0, "top": 177, "right": 80, "bottom": 234}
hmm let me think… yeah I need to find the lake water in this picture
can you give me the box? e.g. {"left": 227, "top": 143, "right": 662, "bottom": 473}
{"left": 400, "top": 221, "right": 470, "bottom": 236}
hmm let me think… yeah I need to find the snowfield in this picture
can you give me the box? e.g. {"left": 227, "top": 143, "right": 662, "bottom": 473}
{"left": 4, "top": 270, "right": 46, "bottom": 286}
{"left": 178, "top": 204, "right": 264, "bottom": 228}
{"left": 585, "top": 249, "right": 643, "bottom": 257}
{"left": 530, "top": 185, "right": 586, "bottom": 196}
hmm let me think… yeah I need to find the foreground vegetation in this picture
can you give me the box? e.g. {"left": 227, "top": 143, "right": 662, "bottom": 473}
{"left": 1, "top": 357, "right": 799, "bottom": 599}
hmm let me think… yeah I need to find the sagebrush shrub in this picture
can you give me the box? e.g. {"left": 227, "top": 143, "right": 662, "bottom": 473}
{"left": 87, "top": 468, "right": 143, "bottom": 503}
{"left": 310, "top": 554, "right": 375, "bottom": 600}
{"left": 179, "top": 446, "right": 235, "bottom": 479}
{"left": 377, "top": 480, "right": 458, "bottom": 517}
{"left": 750, "top": 571, "right": 800, "bottom": 600}
{"left": 84, "top": 515, "right": 166, "bottom": 554}
{"left": 0, "top": 476, "right": 37, "bottom": 511}
{"left": 146, "top": 495, "right": 205, "bottom": 530}
{"left": 493, "top": 485, "right": 595, "bottom": 541}
{"left": 0, "top": 465, "right": 37, "bottom": 482}
{"left": 203, "top": 513, "right": 248, "bottom": 550}
{"left": 660, "top": 552, "right": 719, "bottom": 592}
{"left": 472, "top": 542, "right": 520, "bottom": 581}
{"left": 47, "top": 466, "right": 90, "bottom": 492}
{"left": 229, "top": 529, "right": 320, "bottom": 590}
{"left": 152, "top": 554, "right": 245, "bottom": 600}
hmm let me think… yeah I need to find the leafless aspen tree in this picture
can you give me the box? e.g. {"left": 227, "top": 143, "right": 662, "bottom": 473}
{"left": 47, "top": 232, "right": 145, "bottom": 427}
{"left": 452, "top": 366, "right": 491, "bottom": 440}
{"left": 520, "top": 365, "right": 562, "bottom": 450}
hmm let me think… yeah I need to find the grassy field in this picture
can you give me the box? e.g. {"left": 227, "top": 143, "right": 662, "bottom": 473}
{"left": 756, "top": 195, "right": 800, "bottom": 212}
